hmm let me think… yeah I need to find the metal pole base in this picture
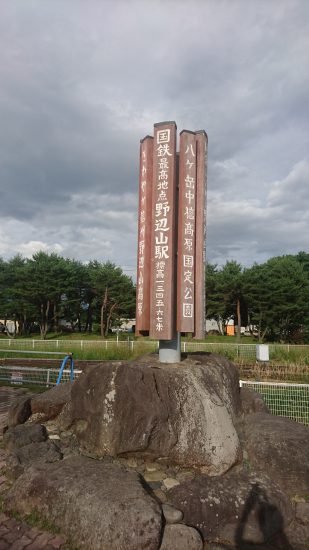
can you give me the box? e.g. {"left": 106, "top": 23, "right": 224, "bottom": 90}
{"left": 159, "top": 333, "right": 181, "bottom": 363}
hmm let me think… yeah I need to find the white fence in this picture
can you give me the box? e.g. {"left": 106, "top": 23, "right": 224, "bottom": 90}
{"left": 240, "top": 380, "right": 309, "bottom": 426}
{"left": 1, "top": 338, "right": 309, "bottom": 362}
{"left": 0, "top": 338, "right": 158, "bottom": 354}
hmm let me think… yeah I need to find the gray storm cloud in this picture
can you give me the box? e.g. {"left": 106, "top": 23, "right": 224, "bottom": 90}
{"left": 0, "top": 0, "right": 308, "bottom": 271}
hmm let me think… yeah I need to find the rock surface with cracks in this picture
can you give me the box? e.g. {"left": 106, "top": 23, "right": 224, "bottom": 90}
{"left": 65, "top": 353, "right": 242, "bottom": 475}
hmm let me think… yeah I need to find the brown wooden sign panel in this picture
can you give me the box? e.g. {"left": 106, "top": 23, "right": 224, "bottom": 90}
{"left": 149, "top": 122, "right": 177, "bottom": 340}
{"left": 194, "top": 131, "right": 208, "bottom": 339}
{"left": 177, "top": 131, "right": 197, "bottom": 333}
{"left": 135, "top": 136, "right": 153, "bottom": 334}
{"left": 136, "top": 121, "right": 207, "bottom": 342}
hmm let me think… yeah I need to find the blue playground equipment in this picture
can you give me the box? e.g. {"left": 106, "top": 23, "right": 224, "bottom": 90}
{"left": 56, "top": 354, "right": 75, "bottom": 385}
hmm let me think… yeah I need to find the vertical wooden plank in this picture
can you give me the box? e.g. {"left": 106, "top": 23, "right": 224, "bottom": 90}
{"left": 194, "top": 131, "right": 208, "bottom": 339}
{"left": 149, "top": 121, "right": 177, "bottom": 340}
{"left": 177, "top": 131, "right": 197, "bottom": 333}
{"left": 135, "top": 136, "right": 153, "bottom": 335}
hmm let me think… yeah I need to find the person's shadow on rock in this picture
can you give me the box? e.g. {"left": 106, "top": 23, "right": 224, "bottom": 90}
{"left": 234, "top": 483, "right": 293, "bottom": 549}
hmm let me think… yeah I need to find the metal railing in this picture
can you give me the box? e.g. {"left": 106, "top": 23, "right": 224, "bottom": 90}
{"left": 0, "top": 365, "right": 82, "bottom": 387}
{"left": 0, "top": 348, "right": 76, "bottom": 386}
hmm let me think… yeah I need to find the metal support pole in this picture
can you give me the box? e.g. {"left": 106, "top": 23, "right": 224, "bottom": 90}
{"left": 159, "top": 333, "right": 181, "bottom": 363}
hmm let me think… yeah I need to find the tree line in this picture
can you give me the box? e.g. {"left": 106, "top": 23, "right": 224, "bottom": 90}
{"left": 206, "top": 252, "right": 309, "bottom": 343}
{"left": 0, "top": 252, "right": 136, "bottom": 339}
{"left": 0, "top": 250, "right": 308, "bottom": 343}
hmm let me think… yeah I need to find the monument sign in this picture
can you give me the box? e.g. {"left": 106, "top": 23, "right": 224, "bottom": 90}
{"left": 136, "top": 121, "right": 208, "bottom": 360}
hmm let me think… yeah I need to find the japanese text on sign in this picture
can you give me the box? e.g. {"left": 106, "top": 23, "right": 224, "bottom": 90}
{"left": 153, "top": 129, "right": 173, "bottom": 333}
{"left": 136, "top": 136, "right": 153, "bottom": 334}
{"left": 177, "top": 132, "right": 197, "bottom": 331}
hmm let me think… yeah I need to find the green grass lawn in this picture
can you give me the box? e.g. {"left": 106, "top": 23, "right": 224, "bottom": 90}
{"left": 0, "top": 332, "right": 308, "bottom": 367}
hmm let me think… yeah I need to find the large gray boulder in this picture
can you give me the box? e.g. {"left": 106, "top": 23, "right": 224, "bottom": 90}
{"left": 159, "top": 524, "right": 203, "bottom": 550}
{"left": 7, "top": 394, "right": 32, "bottom": 427}
{"left": 66, "top": 354, "right": 242, "bottom": 475}
{"left": 6, "top": 440, "right": 63, "bottom": 479}
{"left": 3, "top": 423, "right": 47, "bottom": 452}
{"left": 31, "top": 382, "right": 72, "bottom": 420}
{"left": 168, "top": 468, "right": 294, "bottom": 546}
{"left": 240, "top": 387, "right": 270, "bottom": 415}
{"left": 5, "top": 455, "right": 163, "bottom": 550}
{"left": 241, "top": 412, "right": 309, "bottom": 496}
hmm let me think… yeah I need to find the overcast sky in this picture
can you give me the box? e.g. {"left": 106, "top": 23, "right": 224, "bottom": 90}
{"left": 0, "top": 0, "right": 308, "bottom": 276}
